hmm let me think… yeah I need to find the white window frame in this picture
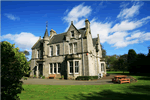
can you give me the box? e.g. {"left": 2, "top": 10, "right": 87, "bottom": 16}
{"left": 54, "top": 63, "right": 56, "bottom": 74}
{"left": 69, "top": 61, "right": 73, "bottom": 74}
{"left": 75, "top": 61, "right": 79, "bottom": 74}
{"left": 50, "top": 46, "right": 53, "bottom": 56}
{"left": 49, "top": 63, "right": 53, "bottom": 74}
{"left": 58, "top": 63, "right": 61, "bottom": 74}
{"left": 56, "top": 45, "right": 59, "bottom": 56}
{"left": 74, "top": 43, "right": 77, "bottom": 54}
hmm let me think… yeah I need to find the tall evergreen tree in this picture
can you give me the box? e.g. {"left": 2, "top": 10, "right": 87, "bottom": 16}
{"left": 127, "top": 49, "right": 137, "bottom": 73}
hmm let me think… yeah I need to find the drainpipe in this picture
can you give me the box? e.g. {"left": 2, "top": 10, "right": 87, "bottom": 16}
{"left": 34, "top": 49, "right": 35, "bottom": 76}
{"left": 81, "top": 32, "right": 85, "bottom": 76}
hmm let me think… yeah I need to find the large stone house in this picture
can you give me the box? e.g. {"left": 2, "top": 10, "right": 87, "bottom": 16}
{"left": 30, "top": 19, "right": 106, "bottom": 79}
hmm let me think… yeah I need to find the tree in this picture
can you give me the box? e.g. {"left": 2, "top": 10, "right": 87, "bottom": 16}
{"left": 1, "top": 41, "right": 31, "bottom": 100}
{"left": 127, "top": 49, "right": 137, "bottom": 73}
{"left": 19, "top": 50, "right": 30, "bottom": 61}
{"left": 105, "top": 55, "right": 119, "bottom": 71}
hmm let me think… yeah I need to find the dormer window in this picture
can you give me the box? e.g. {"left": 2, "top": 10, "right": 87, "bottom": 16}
{"left": 71, "top": 31, "right": 74, "bottom": 37}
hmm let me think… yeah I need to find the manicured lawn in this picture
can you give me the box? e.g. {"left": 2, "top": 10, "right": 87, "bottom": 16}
{"left": 17, "top": 71, "right": 150, "bottom": 100}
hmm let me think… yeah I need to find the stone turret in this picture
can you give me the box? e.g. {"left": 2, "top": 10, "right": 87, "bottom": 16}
{"left": 43, "top": 23, "right": 49, "bottom": 59}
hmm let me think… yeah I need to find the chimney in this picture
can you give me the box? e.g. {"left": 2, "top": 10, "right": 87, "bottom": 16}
{"left": 85, "top": 18, "right": 90, "bottom": 29}
{"left": 85, "top": 18, "right": 91, "bottom": 37}
{"left": 50, "top": 29, "right": 57, "bottom": 37}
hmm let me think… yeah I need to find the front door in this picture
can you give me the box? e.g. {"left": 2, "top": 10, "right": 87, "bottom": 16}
{"left": 39, "top": 64, "right": 43, "bottom": 77}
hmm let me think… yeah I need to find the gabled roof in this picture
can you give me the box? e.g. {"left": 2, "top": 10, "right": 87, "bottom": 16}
{"left": 47, "top": 27, "right": 86, "bottom": 45}
{"left": 48, "top": 32, "right": 67, "bottom": 44}
{"left": 31, "top": 39, "right": 43, "bottom": 49}
{"left": 32, "top": 27, "right": 100, "bottom": 49}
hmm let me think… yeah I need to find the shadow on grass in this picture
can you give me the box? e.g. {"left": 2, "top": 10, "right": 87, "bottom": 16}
{"left": 65, "top": 85, "right": 150, "bottom": 100}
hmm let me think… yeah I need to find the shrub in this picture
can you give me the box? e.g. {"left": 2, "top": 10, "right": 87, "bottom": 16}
{"left": 23, "top": 77, "right": 28, "bottom": 80}
{"left": 76, "top": 76, "right": 98, "bottom": 80}
{"left": 42, "top": 76, "right": 45, "bottom": 79}
{"left": 1, "top": 41, "right": 31, "bottom": 100}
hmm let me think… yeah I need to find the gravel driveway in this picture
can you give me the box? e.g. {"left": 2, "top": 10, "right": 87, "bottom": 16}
{"left": 21, "top": 78, "right": 114, "bottom": 85}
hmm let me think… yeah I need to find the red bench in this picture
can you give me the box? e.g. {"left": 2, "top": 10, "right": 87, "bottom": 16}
{"left": 48, "top": 74, "right": 56, "bottom": 79}
{"left": 112, "top": 75, "right": 130, "bottom": 84}
{"left": 119, "top": 78, "right": 130, "bottom": 84}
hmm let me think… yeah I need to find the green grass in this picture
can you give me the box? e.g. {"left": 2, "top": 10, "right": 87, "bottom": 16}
{"left": 17, "top": 71, "right": 150, "bottom": 100}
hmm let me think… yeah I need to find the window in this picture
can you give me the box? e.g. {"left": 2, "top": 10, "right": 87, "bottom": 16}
{"left": 101, "top": 63, "right": 104, "bottom": 71}
{"left": 50, "top": 46, "right": 53, "bottom": 56}
{"left": 50, "top": 63, "right": 52, "bottom": 73}
{"left": 74, "top": 43, "right": 77, "bottom": 53}
{"left": 69, "top": 61, "right": 73, "bottom": 74}
{"left": 37, "top": 50, "right": 39, "bottom": 58}
{"left": 69, "top": 43, "right": 72, "bottom": 54}
{"left": 75, "top": 61, "right": 79, "bottom": 73}
{"left": 54, "top": 63, "right": 56, "bottom": 73}
{"left": 71, "top": 31, "right": 74, "bottom": 37}
{"left": 40, "top": 50, "right": 42, "bottom": 58}
{"left": 56, "top": 45, "right": 59, "bottom": 56}
{"left": 58, "top": 63, "right": 61, "bottom": 73}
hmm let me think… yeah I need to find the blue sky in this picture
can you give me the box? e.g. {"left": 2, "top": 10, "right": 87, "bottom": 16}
{"left": 1, "top": 1, "right": 150, "bottom": 61}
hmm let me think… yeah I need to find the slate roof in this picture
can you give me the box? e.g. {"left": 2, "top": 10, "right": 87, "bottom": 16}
{"left": 32, "top": 27, "right": 98, "bottom": 49}
{"left": 48, "top": 32, "right": 67, "bottom": 44}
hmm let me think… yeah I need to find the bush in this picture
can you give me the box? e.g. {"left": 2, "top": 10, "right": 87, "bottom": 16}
{"left": 1, "top": 41, "right": 31, "bottom": 100}
{"left": 76, "top": 76, "right": 98, "bottom": 80}
{"left": 42, "top": 76, "right": 45, "bottom": 79}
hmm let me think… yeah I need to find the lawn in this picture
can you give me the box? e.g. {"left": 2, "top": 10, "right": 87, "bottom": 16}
{"left": 17, "top": 71, "right": 150, "bottom": 100}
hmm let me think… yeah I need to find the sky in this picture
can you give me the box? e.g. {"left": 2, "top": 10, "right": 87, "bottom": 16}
{"left": 1, "top": 1, "right": 150, "bottom": 61}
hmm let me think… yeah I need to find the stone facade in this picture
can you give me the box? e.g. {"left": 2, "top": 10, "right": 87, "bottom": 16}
{"left": 30, "top": 19, "right": 106, "bottom": 79}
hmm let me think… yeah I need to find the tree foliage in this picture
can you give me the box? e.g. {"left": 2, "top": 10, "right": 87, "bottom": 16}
{"left": 19, "top": 50, "right": 30, "bottom": 60}
{"left": 1, "top": 41, "right": 31, "bottom": 100}
{"left": 127, "top": 49, "right": 137, "bottom": 73}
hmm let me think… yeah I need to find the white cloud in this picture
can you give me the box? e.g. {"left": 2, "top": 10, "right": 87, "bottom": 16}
{"left": 63, "top": 3, "right": 92, "bottom": 23}
{"left": 1, "top": 32, "right": 39, "bottom": 50}
{"left": 110, "top": 16, "right": 150, "bottom": 32}
{"left": 4, "top": 13, "right": 20, "bottom": 21}
{"left": 62, "top": 2, "right": 150, "bottom": 49}
{"left": 117, "top": 2, "right": 143, "bottom": 19}
{"left": 120, "top": 2, "right": 129, "bottom": 8}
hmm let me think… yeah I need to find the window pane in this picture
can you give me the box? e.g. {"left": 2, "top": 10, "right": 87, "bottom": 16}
{"left": 50, "top": 63, "right": 52, "bottom": 73}
{"left": 58, "top": 63, "right": 61, "bottom": 73}
{"left": 70, "top": 62, "right": 73, "bottom": 73}
{"left": 38, "top": 50, "right": 39, "bottom": 58}
{"left": 74, "top": 43, "right": 77, "bottom": 53}
{"left": 54, "top": 63, "right": 56, "bottom": 73}
{"left": 101, "top": 63, "right": 104, "bottom": 71}
{"left": 69, "top": 44, "right": 72, "bottom": 53}
{"left": 75, "top": 61, "right": 79, "bottom": 73}
{"left": 51, "top": 46, "right": 53, "bottom": 56}
{"left": 71, "top": 31, "right": 74, "bottom": 37}
{"left": 57, "top": 45, "right": 59, "bottom": 56}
